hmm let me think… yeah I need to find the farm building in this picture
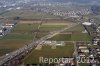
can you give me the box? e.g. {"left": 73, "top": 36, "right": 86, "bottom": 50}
{"left": 44, "top": 41, "right": 65, "bottom": 46}
{"left": 1, "top": 24, "right": 14, "bottom": 28}
{"left": 79, "top": 46, "right": 87, "bottom": 49}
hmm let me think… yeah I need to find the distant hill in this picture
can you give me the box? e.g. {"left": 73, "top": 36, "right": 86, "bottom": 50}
{"left": 0, "top": 0, "right": 100, "bottom": 3}
{"left": 47, "top": 0, "right": 100, "bottom": 3}
{"left": 0, "top": 0, "right": 100, "bottom": 6}
{"left": 91, "top": 5, "right": 100, "bottom": 14}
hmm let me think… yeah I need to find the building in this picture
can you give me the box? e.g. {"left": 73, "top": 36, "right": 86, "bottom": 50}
{"left": 78, "top": 46, "right": 89, "bottom": 53}
{"left": 81, "top": 49, "right": 89, "bottom": 53}
{"left": 0, "top": 28, "right": 4, "bottom": 36}
{"left": 44, "top": 41, "right": 65, "bottom": 46}
{"left": 92, "top": 37, "right": 100, "bottom": 45}
{"left": 79, "top": 46, "right": 87, "bottom": 49}
{"left": 82, "top": 22, "right": 92, "bottom": 26}
{"left": 1, "top": 22, "right": 15, "bottom": 28}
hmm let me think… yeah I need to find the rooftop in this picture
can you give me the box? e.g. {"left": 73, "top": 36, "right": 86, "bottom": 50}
{"left": 82, "top": 22, "right": 92, "bottom": 26}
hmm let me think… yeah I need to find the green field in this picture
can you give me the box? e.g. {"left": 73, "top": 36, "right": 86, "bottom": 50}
{"left": 48, "top": 33, "right": 92, "bottom": 41}
{"left": 64, "top": 24, "right": 85, "bottom": 32}
{"left": 0, "top": 23, "right": 40, "bottom": 56}
{"left": 0, "top": 10, "right": 59, "bottom": 19}
{"left": 40, "top": 25, "right": 67, "bottom": 31}
{"left": 79, "top": 63, "right": 89, "bottom": 66}
{"left": 48, "top": 24, "right": 92, "bottom": 41}
{"left": 0, "top": 22, "right": 69, "bottom": 56}
{"left": 48, "top": 34, "right": 71, "bottom": 41}
{"left": 11, "top": 23, "right": 40, "bottom": 33}
{"left": 23, "top": 42, "right": 74, "bottom": 64}
{"left": 71, "top": 32, "right": 92, "bottom": 41}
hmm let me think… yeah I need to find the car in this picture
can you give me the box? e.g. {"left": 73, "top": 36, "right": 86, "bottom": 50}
{"left": 90, "top": 54, "right": 94, "bottom": 57}
{"left": 97, "top": 54, "right": 100, "bottom": 58}
{"left": 96, "top": 48, "right": 100, "bottom": 52}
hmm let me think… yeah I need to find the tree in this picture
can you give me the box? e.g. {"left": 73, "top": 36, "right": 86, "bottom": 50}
{"left": 14, "top": 16, "right": 20, "bottom": 20}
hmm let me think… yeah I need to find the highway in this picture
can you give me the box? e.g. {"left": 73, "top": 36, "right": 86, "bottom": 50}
{"left": 0, "top": 23, "right": 78, "bottom": 66}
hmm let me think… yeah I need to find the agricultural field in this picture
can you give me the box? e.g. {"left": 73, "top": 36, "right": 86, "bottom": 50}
{"left": 0, "top": 21, "right": 70, "bottom": 56}
{"left": 64, "top": 24, "right": 85, "bottom": 32}
{"left": 40, "top": 25, "right": 67, "bottom": 32}
{"left": 48, "top": 24, "right": 92, "bottom": 41}
{"left": 48, "top": 33, "right": 92, "bottom": 41}
{"left": 79, "top": 63, "right": 89, "bottom": 66}
{"left": 0, "top": 23, "right": 40, "bottom": 56}
{"left": 48, "top": 34, "right": 71, "bottom": 41}
{"left": 0, "top": 10, "right": 59, "bottom": 19}
{"left": 71, "top": 32, "right": 92, "bottom": 41}
{"left": 23, "top": 42, "right": 74, "bottom": 64}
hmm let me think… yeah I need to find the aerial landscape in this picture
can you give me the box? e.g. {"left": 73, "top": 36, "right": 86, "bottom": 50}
{"left": 0, "top": 0, "right": 100, "bottom": 66}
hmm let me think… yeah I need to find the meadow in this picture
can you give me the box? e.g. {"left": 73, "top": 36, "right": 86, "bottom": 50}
{"left": 23, "top": 42, "right": 74, "bottom": 64}
{"left": 0, "top": 21, "right": 69, "bottom": 56}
